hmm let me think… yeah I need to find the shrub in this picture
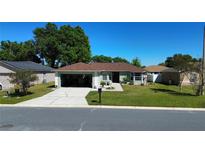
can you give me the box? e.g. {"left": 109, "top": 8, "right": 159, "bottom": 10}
{"left": 100, "top": 81, "right": 106, "bottom": 87}
{"left": 9, "top": 71, "right": 38, "bottom": 95}
{"left": 122, "top": 77, "right": 130, "bottom": 84}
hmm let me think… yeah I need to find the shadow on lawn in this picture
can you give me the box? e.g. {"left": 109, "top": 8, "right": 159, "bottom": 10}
{"left": 48, "top": 85, "right": 56, "bottom": 88}
{"left": 151, "top": 88, "right": 195, "bottom": 96}
{"left": 8, "top": 91, "right": 33, "bottom": 97}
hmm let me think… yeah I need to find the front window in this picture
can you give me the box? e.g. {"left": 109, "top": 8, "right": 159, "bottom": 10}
{"left": 102, "top": 74, "right": 107, "bottom": 80}
{"left": 134, "top": 73, "right": 142, "bottom": 80}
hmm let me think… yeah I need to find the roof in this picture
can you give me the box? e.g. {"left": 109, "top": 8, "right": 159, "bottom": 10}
{"left": 161, "top": 68, "right": 179, "bottom": 73}
{"left": 57, "top": 62, "right": 145, "bottom": 73}
{"left": 144, "top": 65, "right": 169, "bottom": 72}
{"left": 0, "top": 61, "right": 53, "bottom": 72}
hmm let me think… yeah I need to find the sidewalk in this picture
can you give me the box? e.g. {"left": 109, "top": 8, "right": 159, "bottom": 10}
{"left": 1, "top": 103, "right": 205, "bottom": 111}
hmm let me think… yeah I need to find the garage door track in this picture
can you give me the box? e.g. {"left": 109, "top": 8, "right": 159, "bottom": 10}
{"left": 16, "top": 88, "right": 91, "bottom": 107}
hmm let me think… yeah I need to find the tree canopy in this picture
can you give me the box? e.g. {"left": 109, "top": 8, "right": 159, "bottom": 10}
{"left": 164, "top": 54, "right": 198, "bottom": 72}
{"left": 91, "top": 55, "right": 113, "bottom": 62}
{"left": 112, "top": 56, "right": 129, "bottom": 63}
{"left": 0, "top": 40, "right": 41, "bottom": 63}
{"left": 33, "top": 23, "right": 91, "bottom": 67}
{"left": 91, "top": 55, "right": 129, "bottom": 63}
{"left": 131, "top": 57, "right": 141, "bottom": 67}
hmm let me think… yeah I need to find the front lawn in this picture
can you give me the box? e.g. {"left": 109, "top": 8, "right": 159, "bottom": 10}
{"left": 0, "top": 82, "right": 54, "bottom": 104}
{"left": 86, "top": 83, "right": 205, "bottom": 108}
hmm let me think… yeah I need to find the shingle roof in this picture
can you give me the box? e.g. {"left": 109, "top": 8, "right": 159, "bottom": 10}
{"left": 57, "top": 62, "right": 145, "bottom": 73}
{"left": 0, "top": 61, "right": 53, "bottom": 72}
{"left": 161, "top": 68, "right": 179, "bottom": 73}
{"left": 144, "top": 65, "right": 169, "bottom": 72}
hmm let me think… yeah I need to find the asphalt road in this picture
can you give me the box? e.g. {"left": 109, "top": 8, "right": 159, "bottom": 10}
{"left": 0, "top": 107, "right": 205, "bottom": 131}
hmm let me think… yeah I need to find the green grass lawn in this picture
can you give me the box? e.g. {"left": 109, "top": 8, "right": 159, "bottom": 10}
{"left": 0, "top": 82, "right": 54, "bottom": 104}
{"left": 86, "top": 83, "right": 205, "bottom": 108}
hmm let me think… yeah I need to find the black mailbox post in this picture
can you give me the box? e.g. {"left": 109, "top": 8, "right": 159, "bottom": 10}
{"left": 98, "top": 87, "right": 102, "bottom": 104}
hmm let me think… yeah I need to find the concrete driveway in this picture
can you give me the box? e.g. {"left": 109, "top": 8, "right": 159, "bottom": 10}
{"left": 16, "top": 88, "right": 91, "bottom": 107}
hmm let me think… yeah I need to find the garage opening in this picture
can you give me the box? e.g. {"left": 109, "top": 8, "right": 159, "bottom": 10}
{"left": 61, "top": 74, "right": 92, "bottom": 87}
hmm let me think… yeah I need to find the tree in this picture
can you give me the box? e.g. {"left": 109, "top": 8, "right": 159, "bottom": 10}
{"left": 164, "top": 54, "right": 195, "bottom": 70}
{"left": 131, "top": 57, "right": 141, "bottom": 67}
{"left": 33, "top": 23, "right": 62, "bottom": 67}
{"left": 91, "top": 55, "right": 113, "bottom": 62}
{"left": 9, "top": 71, "right": 38, "bottom": 95}
{"left": 33, "top": 23, "right": 91, "bottom": 67}
{"left": 158, "top": 62, "right": 165, "bottom": 66}
{"left": 19, "top": 40, "right": 41, "bottom": 63}
{"left": 91, "top": 55, "right": 129, "bottom": 63}
{"left": 0, "top": 40, "right": 41, "bottom": 63}
{"left": 112, "top": 57, "right": 129, "bottom": 63}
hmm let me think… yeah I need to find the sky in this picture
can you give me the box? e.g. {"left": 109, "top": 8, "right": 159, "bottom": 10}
{"left": 0, "top": 22, "right": 204, "bottom": 66}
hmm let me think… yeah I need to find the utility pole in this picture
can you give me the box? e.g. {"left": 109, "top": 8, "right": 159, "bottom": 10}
{"left": 201, "top": 26, "right": 205, "bottom": 95}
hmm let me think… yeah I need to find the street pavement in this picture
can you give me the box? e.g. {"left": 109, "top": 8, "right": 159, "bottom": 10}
{"left": 1, "top": 107, "right": 205, "bottom": 131}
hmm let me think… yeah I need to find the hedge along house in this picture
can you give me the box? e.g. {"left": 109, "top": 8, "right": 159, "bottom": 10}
{"left": 0, "top": 61, "right": 55, "bottom": 90}
{"left": 55, "top": 62, "right": 145, "bottom": 88}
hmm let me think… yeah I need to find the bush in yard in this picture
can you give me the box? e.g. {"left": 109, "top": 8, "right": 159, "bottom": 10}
{"left": 100, "top": 81, "right": 106, "bottom": 87}
{"left": 122, "top": 77, "right": 130, "bottom": 84}
{"left": 14, "top": 84, "right": 21, "bottom": 94}
{"left": 9, "top": 71, "right": 38, "bottom": 95}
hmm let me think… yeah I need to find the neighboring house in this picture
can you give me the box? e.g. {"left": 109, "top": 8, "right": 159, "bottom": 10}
{"left": 55, "top": 62, "right": 145, "bottom": 88}
{"left": 145, "top": 65, "right": 198, "bottom": 85}
{"left": 0, "top": 61, "right": 55, "bottom": 90}
{"left": 161, "top": 68, "right": 200, "bottom": 85}
{"left": 144, "top": 65, "right": 169, "bottom": 83}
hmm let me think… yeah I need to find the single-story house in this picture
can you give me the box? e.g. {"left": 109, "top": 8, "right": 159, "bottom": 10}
{"left": 55, "top": 62, "right": 146, "bottom": 88}
{"left": 144, "top": 65, "right": 169, "bottom": 83}
{"left": 0, "top": 61, "right": 55, "bottom": 90}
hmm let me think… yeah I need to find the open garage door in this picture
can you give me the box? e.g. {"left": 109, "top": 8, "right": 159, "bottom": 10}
{"left": 61, "top": 74, "right": 92, "bottom": 87}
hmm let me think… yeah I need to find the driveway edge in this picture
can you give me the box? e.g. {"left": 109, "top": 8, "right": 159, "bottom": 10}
{"left": 1, "top": 104, "right": 205, "bottom": 111}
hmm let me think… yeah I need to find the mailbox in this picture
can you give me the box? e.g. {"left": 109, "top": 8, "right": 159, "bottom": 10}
{"left": 98, "top": 87, "right": 102, "bottom": 93}
{"left": 98, "top": 87, "right": 102, "bottom": 103}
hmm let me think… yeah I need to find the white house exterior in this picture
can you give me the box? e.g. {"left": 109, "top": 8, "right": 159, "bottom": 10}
{"left": 0, "top": 61, "right": 55, "bottom": 90}
{"left": 55, "top": 62, "right": 145, "bottom": 88}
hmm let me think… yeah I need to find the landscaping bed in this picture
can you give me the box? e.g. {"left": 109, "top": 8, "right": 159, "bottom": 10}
{"left": 86, "top": 83, "right": 205, "bottom": 108}
{"left": 0, "top": 82, "right": 54, "bottom": 104}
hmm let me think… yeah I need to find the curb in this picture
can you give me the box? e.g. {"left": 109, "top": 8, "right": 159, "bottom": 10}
{"left": 1, "top": 104, "right": 205, "bottom": 111}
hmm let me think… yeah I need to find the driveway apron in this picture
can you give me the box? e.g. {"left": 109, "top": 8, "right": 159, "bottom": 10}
{"left": 16, "top": 88, "right": 91, "bottom": 107}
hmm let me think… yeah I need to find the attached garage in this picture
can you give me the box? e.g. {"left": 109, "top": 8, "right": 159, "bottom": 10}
{"left": 60, "top": 74, "right": 92, "bottom": 87}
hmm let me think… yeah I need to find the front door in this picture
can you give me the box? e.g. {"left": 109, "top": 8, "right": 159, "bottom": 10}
{"left": 112, "top": 72, "right": 119, "bottom": 83}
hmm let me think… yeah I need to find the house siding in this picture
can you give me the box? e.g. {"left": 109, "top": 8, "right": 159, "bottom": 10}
{"left": 0, "top": 65, "right": 14, "bottom": 73}
{"left": 34, "top": 73, "right": 55, "bottom": 84}
{"left": 0, "top": 72, "right": 55, "bottom": 90}
{"left": 147, "top": 72, "right": 162, "bottom": 83}
{"left": 0, "top": 74, "right": 14, "bottom": 90}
